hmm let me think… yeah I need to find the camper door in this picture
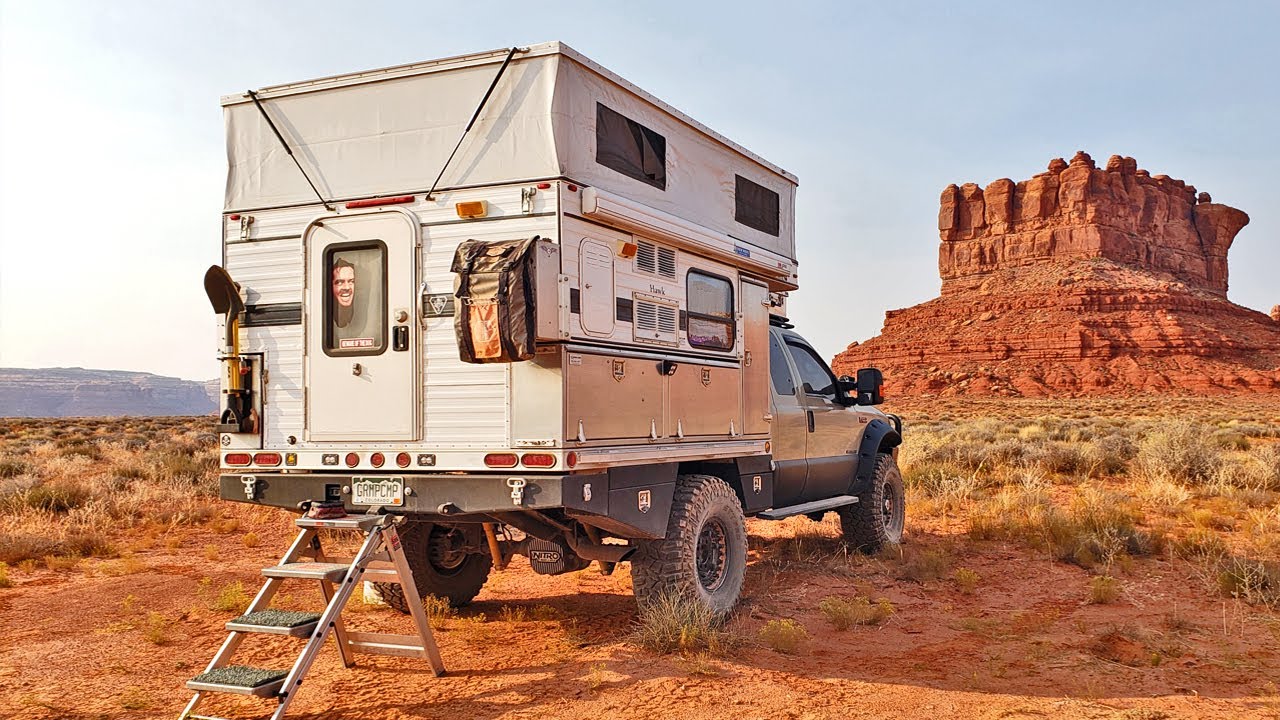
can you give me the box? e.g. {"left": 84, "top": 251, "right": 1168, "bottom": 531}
{"left": 305, "top": 211, "right": 418, "bottom": 441}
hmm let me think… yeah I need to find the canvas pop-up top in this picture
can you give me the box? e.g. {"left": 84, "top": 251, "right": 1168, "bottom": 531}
{"left": 204, "top": 42, "right": 902, "bottom": 620}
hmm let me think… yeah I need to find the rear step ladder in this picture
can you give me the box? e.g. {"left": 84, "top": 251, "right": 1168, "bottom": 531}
{"left": 179, "top": 514, "right": 444, "bottom": 720}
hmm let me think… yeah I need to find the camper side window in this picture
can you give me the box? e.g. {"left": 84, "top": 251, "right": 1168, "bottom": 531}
{"left": 596, "top": 103, "right": 666, "bottom": 190}
{"left": 324, "top": 243, "right": 387, "bottom": 357}
{"left": 735, "top": 175, "right": 780, "bottom": 237}
{"left": 686, "top": 270, "right": 734, "bottom": 351}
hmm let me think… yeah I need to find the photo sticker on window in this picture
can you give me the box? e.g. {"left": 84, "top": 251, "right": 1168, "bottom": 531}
{"left": 326, "top": 244, "right": 387, "bottom": 355}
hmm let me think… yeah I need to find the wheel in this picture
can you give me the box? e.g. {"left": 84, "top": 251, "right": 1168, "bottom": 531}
{"left": 375, "top": 522, "right": 491, "bottom": 614}
{"left": 630, "top": 474, "right": 748, "bottom": 617}
{"left": 838, "top": 452, "right": 906, "bottom": 553}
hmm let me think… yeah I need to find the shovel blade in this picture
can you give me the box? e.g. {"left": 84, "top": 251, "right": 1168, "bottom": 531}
{"left": 204, "top": 265, "right": 244, "bottom": 316}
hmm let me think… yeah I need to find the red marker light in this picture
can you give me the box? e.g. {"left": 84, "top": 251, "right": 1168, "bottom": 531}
{"left": 344, "top": 195, "right": 415, "bottom": 209}
{"left": 536, "top": 182, "right": 551, "bottom": 190}
{"left": 396, "top": 452, "right": 411, "bottom": 468}
{"left": 520, "top": 453, "right": 556, "bottom": 468}
{"left": 253, "top": 452, "right": 281, "bottom": 467}
{"left": 484, "top": 453, "right": 518, "bottom": 468}
{"left": 566, "top": 451, "right": 578, "bottom": 468}
{"left": 225, "top": 453, "right": 251, "bottom": 466}
{"left": 567, "top": 184, "right": 578, "bottom": 192}
{"left": 345, "top": 452, "right": 359, "bottom": 468}
{"left": 370, "top": 452, "right": 385, "bottom": 468}
{"left": 228, "top": 214, "right": 240, "bottom": 221}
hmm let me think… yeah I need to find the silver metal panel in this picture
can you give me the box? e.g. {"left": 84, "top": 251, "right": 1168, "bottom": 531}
{"left": 564, "top": 350, "right": 664, "bottom": 441}
{"left": 224, "top": 238, "right": 303, "bottom": 306}
{"left": 668, "top": 362, "right": 741, "bottom": 438}
{"left": 741, "top": 279, "right": 770, "bottom": 435}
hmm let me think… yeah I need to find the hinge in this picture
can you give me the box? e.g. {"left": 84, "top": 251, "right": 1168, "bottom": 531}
{"left": 521, "top": 187, "right": 536, "bottom": 214}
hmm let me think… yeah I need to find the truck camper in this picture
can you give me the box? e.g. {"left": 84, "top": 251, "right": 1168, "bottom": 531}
{"left": 195, "top": 44, "right": 903, "bottom": 702}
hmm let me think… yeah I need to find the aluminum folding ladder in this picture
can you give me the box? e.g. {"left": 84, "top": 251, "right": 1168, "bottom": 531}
{"left": 178, "top": 514, "right": 444, "bottom": 720}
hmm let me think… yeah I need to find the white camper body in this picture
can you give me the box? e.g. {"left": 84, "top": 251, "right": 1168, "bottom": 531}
{"left": 218, "top": 42, "right": 798, "bottom": 478}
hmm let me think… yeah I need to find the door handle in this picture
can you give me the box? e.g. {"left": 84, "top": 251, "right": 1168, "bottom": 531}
{"left": 393, "top": 325, "right": 409, "bottom": 352}
{"left": 806, "top": 410, "right": 815, "bottom": 433}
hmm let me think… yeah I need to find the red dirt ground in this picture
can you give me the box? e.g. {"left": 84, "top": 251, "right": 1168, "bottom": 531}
{"left": 2, "top": 497, "right": 1277, "bottom": 720}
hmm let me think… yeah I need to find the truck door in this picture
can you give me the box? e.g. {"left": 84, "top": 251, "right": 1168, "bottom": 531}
{"left": 304, "top": 211, "right": 418, "bottom": 441}
{"left": 783, "top": 337, "right": 860, "bottom": 501}
{"left": 768, "top": 330, "right": 809, "bottom": 507}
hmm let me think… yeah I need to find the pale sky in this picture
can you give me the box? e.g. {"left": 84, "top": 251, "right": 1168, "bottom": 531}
{"left": 1, "top": 1, "right": 1277, "bottom": 380}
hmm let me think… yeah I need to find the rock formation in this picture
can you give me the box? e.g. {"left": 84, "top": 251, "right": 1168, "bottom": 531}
{"left": 834, "top": 154, "right": 1280, "bottom": 396}
{"left": 0, "top": 368, "right": 217, "bottom": 417}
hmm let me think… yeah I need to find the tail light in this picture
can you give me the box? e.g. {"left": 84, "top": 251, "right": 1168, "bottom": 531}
{"left": 345, "top": 452, "right": 359, "bottom": 468}
{"left": 484, "top": 453, "right": 518, "bottom": 468}
{"left": 566, "top": 451, "right": 578, "bottom": 468}
{"left": 396, "top": 452, "right": 411, "bottom": 468}
{"left": 225, "top": 452, "right": 251, "bottom": 466}
{"left": 253, "top": 452, "right": 281, "bottom": 467}
{"left": 370, "top": 452, "right": 385, "bottom": 468}
{"left": 520, "top": 453, "right": 556, "bottom": 468}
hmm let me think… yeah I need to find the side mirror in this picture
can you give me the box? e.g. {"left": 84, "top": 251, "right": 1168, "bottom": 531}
{"left": 855, "top": 368, "right": 884, "bottom": 405}
{"left": 835, "top": 375, "right": 858, "bottom": 405}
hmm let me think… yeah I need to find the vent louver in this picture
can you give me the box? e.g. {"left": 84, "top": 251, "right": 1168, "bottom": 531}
{"left": 633, "top": 293, "right": 679, "bottom": 346}
{"left": 635, "top": 240, "right": 676, "bottom": 280}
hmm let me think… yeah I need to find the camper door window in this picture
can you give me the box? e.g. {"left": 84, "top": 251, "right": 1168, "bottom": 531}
{"left": 686, "top": 270, "right": 734, "bottom": 351}
{"left": 324, "top": 242, "right": 388, "bottom": 357}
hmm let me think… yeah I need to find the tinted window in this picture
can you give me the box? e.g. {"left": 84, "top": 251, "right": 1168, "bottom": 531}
{"left": 735, "top": 175, "right": 780, "bottom": 236}
{"left": 686, "top": 270, "right": 734, "bottom": 350}
{"left": 786, "top": 341, "right": 835, "bottom": 396}
{"left": 596, "top": 103, "right": 666, "bottom": 190}
{"left": 768, "top": 333, "right": 796, "bottom": 396}
{"left": 324, "top": 243, "right": 386, "bottom": 356}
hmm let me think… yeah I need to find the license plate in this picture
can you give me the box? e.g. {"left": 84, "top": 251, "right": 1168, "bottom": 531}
{"left": 351, "top": 476, "right": 404, "bottom": 507}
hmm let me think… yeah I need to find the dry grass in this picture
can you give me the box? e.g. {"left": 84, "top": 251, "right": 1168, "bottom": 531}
{"left": 895, "top": 400, "right": 1280, "bottom": 607}
{"left": 0, "top": 417, "right": 219, "bottom": 564}
{"left": 632, "top": 591, "right": 732, "bottom": 655}
{"left": 758, "top": 619, "right": 808, "bottom": 653}
{"left": 953, "top": 567, "right": 979, "bottom": 594}
{"left": 0, "top": 561, "right": 10, "bottom": 588}
{"left": 1088, "top": 575, "right": 1121, "bottom": 604}
{"left": 210, "top": 581, "right": 250, "bottom": 613}
{"left": 818, "top": 595, "right": 895, "bottom": 629}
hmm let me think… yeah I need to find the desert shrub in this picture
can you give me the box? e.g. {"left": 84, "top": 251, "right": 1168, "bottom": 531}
{"left": 0, "top": 562, "right": 10, "bottom": 588}
{"left": 759, "top": 619, "right": 808, "bottom": 654}
{"left": 1133, "top": 422, "right": 1221, "bottom": 485}
{"left": 56, "top": 441, "right": 101, "bottom": 461}
{"left": 1088, "top": 575, "right": 1121, "bottom": 604}
{"left": 970, "top": 485, "right": 1148, "bottom": 569}
{"left": 633, "top": 591, "right": 729, "bottom": 654}
{"left": 422, "top": 594, "right": 458, "bottom": 627}
{"left": 819, "top": 596, "right": 895, "bottom": 629}
{"left": 1171, "top": 528, "right": 1229, "bottom": 560}
{"left": 1214, "top": 556, "right": 1280, "bottom": 606}
{"left": 952, "top": 568, "right": 979, "bottom": 594}
{"left": 0, "top": 458, "right": 29, "bottom": 478}
{"left": 1212, "top": 429, "right": 1251, "bottom": 451}
{"left": 144, "top": 611, "right": 171, "bottom": 645}
{"left": 1090, "top": 433, "right": 1137, "bottom": 475}
{"left": 1026, "top": 441, "right": 1094, "bottom": 477}
{"left": 20, "top": 479, "right": 95, "bottom": 513}
{"left": 211, "top": 581, "right": 250, "bottom": 613}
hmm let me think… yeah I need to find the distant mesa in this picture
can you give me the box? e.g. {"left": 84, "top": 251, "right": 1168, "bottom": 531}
{"left": 0, "top": 367, "right": 217, "bottom": 417}
{"left": 834, "top": 153, "right": 1280, "bottom": 396}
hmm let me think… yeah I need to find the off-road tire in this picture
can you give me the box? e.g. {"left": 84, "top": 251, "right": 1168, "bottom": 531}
{"left": 375, "top": 522, "right": 491, "bottom": 614}
{"left": 630, "top": 473, "right": 748, "bottom": 617}
{"left": 838, "top": 452, "right": 906, "bottom": 553}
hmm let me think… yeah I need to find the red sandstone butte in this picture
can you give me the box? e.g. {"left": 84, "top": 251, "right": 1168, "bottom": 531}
{"left": 834, "top": 153, "right": 1280, "bottom": 397}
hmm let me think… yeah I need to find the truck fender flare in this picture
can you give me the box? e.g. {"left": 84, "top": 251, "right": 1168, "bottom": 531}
{"left": 850, "top": 418, "right": 901, "bottom": 495}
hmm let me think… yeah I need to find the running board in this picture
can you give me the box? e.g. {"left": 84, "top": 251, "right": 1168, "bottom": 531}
{"left": 756, "top": 495, "right": 858, "bottom": 520}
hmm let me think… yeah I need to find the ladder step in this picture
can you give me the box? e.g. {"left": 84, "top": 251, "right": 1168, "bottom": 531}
{"left": 262, "top": 562, "right": 350, "bottom": 582}
{"left": 295, "top": 514, "right": 385, "bottom": 530}
{"left": 187, "top": 665, "right": 288, "bottom": 697}
{"left": 227, "top": 609, "right": 322, "bottom": 637}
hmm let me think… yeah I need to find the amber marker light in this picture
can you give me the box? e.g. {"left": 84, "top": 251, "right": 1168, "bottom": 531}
{"left": 455, "top": 200, "right": 487, "bottom": 219}
{"left": 484, "top": 453, "right": 518, "bottom": 468}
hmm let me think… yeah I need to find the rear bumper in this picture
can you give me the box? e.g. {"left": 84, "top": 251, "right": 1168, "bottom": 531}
{"left": 220, "top": 471, "right": 605, "bottom": 517}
